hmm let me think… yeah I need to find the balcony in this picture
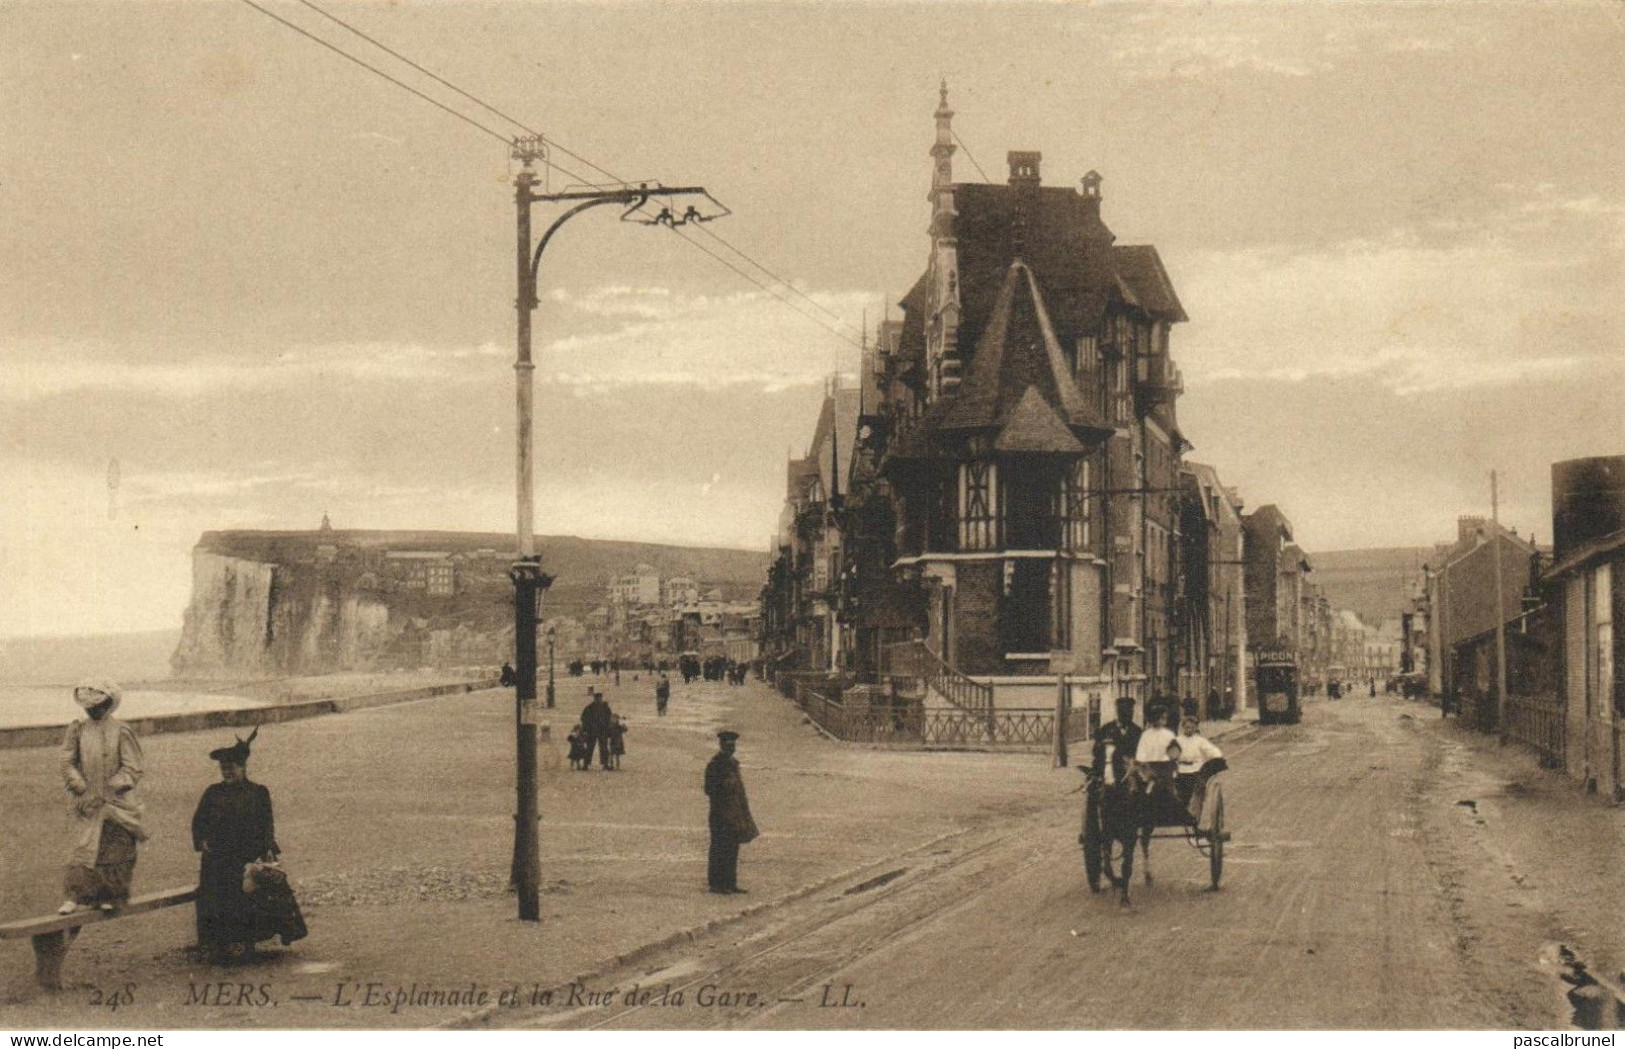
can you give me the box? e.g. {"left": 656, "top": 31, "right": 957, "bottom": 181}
{"left": 1135, "top": 355, "right": 1183, "bottom": 407}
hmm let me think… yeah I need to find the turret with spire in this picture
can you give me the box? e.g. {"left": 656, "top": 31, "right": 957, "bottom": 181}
{"left": 926, "top": 80, "right": 963, "bottom": 402}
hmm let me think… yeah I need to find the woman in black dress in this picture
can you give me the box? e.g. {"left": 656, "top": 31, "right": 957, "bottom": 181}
{"left": 191, "top": 730, "right": 305, "bottom": 962}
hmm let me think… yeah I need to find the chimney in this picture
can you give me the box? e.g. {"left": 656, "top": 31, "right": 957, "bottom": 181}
{"left": 1007, "top": 150, "right": 1041, "bottom": 190}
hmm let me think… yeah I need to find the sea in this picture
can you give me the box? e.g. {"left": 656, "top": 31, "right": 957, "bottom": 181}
{"left": 0, "top": 629, "right": 265, "bottom": 730}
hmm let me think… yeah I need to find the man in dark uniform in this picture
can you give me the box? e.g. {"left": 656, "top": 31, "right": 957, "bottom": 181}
{"left": 580, "top": 689, "right": 615, "bottom": 770}
{"left": 703, "top": 730, "right": 757, "bottom": 894}
{"left": 1092, "top": 696, "right": 1142, "bottom": 784}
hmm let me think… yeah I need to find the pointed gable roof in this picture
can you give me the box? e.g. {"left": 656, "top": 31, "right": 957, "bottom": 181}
{"left": 993, "top": 386, "right": 1087, "bottom": 454}
{"left": 804, "top": 386, "right": 862, "bottom": 499}
{"left": 949, "top": 182, "right": 1118, "bottom": 356}
{"left": 1111, "top": 245, "right": 1188, "bottom": 322}
{"left": 939, "top": 260, "right": 1105, "bottom": 439}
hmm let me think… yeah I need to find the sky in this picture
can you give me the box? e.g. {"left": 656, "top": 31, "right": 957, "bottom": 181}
{"left": 2, "top": 0, "right": 1622, "bottom": 638}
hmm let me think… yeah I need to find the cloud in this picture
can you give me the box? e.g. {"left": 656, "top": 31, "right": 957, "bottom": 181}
{"left": 540, "top": 286, "right": 871, "bottom": 390}
{"left": 0, "top": 340, "right": 509, "bottom": 401}
{"left": 0, "top": 284, "right": 873, "bottom": 402}
{"left": 1111, "top": 33, "right": 1322, "bottom": 80}
{"left": 1105, "top": 11, "right": 1474, "bottom": 83}
{"left": 1174, "top": 189, "right": 1625, "bottom": 397}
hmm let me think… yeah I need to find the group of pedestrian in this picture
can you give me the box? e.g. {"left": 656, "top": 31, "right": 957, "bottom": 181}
{"left": 56, "top": 681, "right": 306, "bottom": 965}
{"left": 568, "top": 688, "right": 627, "bottom": 770}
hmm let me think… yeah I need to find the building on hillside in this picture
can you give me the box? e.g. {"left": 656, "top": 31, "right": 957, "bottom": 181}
{"left": 384, "top": 550, "right": 457, "bottom": 596}
{"left": 1176, "top": 462, "right": 1249, "bottom": 709}
{"left": 662, "top": 576, "right": 699, "bottom": 608}
{"left": 609, "top": 564, "right": 662, "bottom": 607}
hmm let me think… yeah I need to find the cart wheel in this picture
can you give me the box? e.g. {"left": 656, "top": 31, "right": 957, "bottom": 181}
{"left": 1208, "top": 795, "right": 1224, "bottom": 890}
{"left": 1083, "top": 785, "right": 1104, "bottom": 891}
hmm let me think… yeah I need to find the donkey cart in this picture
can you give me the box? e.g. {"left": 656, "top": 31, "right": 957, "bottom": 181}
{"left": 1078, "top": 762, "right": 1227, "bottom": 903}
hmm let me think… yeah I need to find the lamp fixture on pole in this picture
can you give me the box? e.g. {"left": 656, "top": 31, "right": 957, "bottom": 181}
{"left": 507, "top": 136, "right": 724, "bottom": 922}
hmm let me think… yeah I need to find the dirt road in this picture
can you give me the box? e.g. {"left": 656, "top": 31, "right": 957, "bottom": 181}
{"left": 495, "top": 696, "right": 1586, "bottom": 1030}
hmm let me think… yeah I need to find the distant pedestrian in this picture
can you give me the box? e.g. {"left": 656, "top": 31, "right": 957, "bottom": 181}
{"left": 499, "top": 662, "right": 516, "bottom": 687}
{"left": 58, "top": 681, "right": 146, "bottom": 915}
{"left": 580, "top": 689, "right": 615, "bottom": 770}
{"left": 655, "top": 673, "right": 671, "bottom": 717}
{"left": 567, "top": 724, "right": 589, "bottom": 770}
{"left": 608, "top": 716, "right": 628, "bottom": 770}
{"left": 704, "top": 730, "right": 758, "bottom": 894}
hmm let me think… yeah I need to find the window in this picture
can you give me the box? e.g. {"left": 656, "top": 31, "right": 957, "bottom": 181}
{"left": 1596, "top": 563, "right": 1615, "bottom": 716}
{"left": 959, "top": 460, "right": 998, "bottom": 551}
{"left": 1063, "top": 459, "right": 1091, "bottom": 550}
{"left": 1075, "top": 335, "right": 1097, "bottom": 381}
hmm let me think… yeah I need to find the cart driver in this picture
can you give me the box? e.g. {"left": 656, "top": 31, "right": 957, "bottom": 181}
{"left": 1091, "top": 696, "right": 1142, "bottom": 785}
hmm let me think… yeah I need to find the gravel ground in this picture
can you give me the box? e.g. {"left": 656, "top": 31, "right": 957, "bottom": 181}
{"left": 0, "top": 673, "right": 1068, "bottom": 1029}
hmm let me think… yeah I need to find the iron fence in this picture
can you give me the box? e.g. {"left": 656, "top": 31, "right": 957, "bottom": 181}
{"left": 1504, "top": 693, "right": 1565, "bottom": 766}
{"left": 790, "top": 682, "right": 1060, "bottom": 749}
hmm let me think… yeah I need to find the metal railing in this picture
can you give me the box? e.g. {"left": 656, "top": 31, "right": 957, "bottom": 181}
{"left": 881, "top": 640, "right": 993, "bottom": 717}
{"left": 789, "top": 681, "right": 1058, "bottom": 749}
{"left": 1504, "top": 693, "right": 1565, "bottom": 765}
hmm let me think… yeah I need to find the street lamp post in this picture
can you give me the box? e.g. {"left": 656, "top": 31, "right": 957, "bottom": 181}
{"left": 507, "top": 136, "right": 720, "bottom": 922}
{"left": 547, "top": 624, "right": 557, "bottom": 710}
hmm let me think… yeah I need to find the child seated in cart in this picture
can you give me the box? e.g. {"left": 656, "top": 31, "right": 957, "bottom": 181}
{"left": 1174, "top": 713, "right": 1227, "bottom": 827}
{"left": 1133, "top": 705, "right": 1184, "bottom": 821}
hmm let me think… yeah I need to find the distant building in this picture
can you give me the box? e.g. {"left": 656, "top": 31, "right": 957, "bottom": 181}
{"left": 1176, "top": 462, "right": 1248, "bottom": 707}
{"left": 385, "top": 551, "right": 457, "bottom": 596}
{"left": 662, "top": 576, "right": 699, "bottom": 608}
{"left": 609, "top": 564, "right": 662, "bottom": 607}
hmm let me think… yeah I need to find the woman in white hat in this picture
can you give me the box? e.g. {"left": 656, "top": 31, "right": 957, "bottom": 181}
{"left": 57, "top": 680, "right": 146, "bottom": 914}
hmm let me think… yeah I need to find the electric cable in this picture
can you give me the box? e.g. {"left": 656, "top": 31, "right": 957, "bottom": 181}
{"left": 236, "top": 0, "right": 512, "bottom": 147}
{"left": 241, "top": 0, "right": 861, "bottom": 353}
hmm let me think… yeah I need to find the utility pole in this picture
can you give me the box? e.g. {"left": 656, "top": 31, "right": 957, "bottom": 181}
{"left": 509, "top": 138, "right": 546, "bottom": 921}
{"left": 506, "top": 134, "right": 722, "bottom": 922}
{"left": 1492, "top": 470, "right": 1509, "bottom": 743}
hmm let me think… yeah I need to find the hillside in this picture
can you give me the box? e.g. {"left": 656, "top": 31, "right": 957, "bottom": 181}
{"left": 197, "top": 530, "right": 768, "bottom": 619}
{"left": 175, "top": 530, "right": 769, "bottom": 677}
{"left": 1306, "top": 546, "right": 1431, "bottom": 626}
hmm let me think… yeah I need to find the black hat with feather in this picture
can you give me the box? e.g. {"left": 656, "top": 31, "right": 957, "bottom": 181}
{"left": 209, "top": 727, "right": 258, "bottom": 764}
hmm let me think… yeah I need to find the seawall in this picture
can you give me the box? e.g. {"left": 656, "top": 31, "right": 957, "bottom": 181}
{"left": 0, "top": 678, "right": 500, "bottom": 751}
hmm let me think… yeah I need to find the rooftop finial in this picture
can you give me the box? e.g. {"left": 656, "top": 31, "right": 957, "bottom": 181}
{"left": 939, "top": 77, "right": 948, "bottom": 106}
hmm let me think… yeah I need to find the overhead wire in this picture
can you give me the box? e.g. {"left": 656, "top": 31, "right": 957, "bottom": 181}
{"left": 242, "top": 0, "right": 863, "bottom": 354}
{"left": 235, "top": 0, "right": 512, "bottom": 147}
{"left": 952, "top": 129, "right": 994, "bottom": 184}
{"left": 295, "top": 0, "right": 630, "bottom": 192}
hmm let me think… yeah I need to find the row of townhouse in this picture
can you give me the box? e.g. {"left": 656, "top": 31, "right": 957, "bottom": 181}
{"left": 588, "top": 564, "right": 760, "bottom": 664}
{"left": 760, "top": 88, "right": 1336, "bottom": 714}
{"left": 1408, "top": 455, "right": 1625, "bottom": 800}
